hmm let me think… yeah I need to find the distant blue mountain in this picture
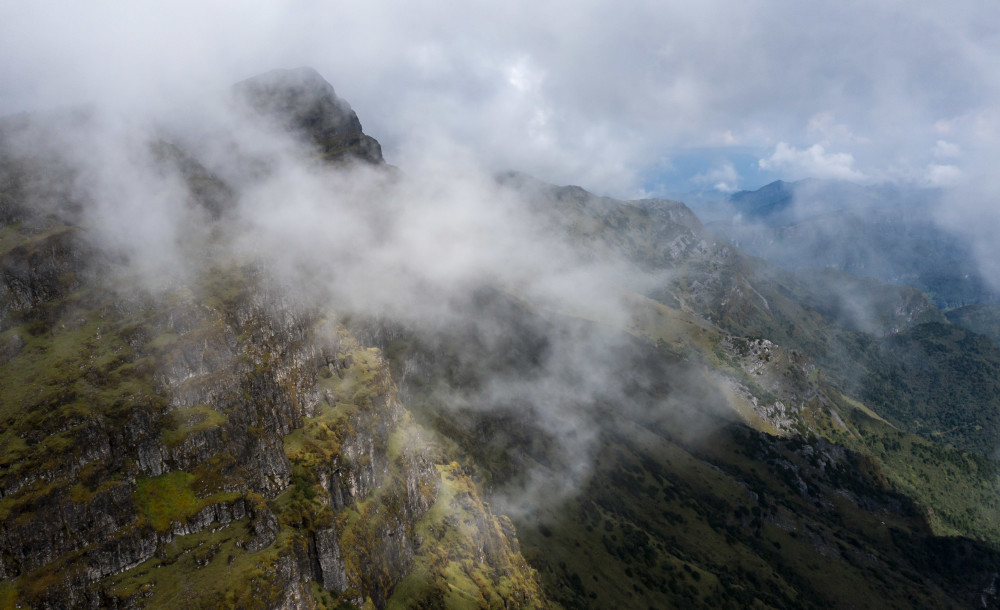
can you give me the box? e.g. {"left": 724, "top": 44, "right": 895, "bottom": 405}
{"left": 726, "top": 179, "right": 795, "bottom": 220}
{"left": 686, "top": 179, "right": 996, "bottom": 309}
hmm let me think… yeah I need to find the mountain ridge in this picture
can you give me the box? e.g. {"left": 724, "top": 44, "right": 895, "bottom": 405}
{"left": 1, "top": 68, "right": 999, "bottom": 609}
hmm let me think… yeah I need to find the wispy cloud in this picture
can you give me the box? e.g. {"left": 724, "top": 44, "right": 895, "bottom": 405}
{"left": 758, "top": 142, "right": 865, "bottom": 181}
{"left": 692, "top": 161, "right": 740, "bottom": 193}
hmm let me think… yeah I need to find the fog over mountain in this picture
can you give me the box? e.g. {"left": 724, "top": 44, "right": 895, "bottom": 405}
{"left": 0, "top": 2, "right": 995, "bottom": 188}
{"left": 4, "top": 0, "right": 998, "bottom": 289}
{"left": 4, "top": 3, "right": 1000, "bottom": 609}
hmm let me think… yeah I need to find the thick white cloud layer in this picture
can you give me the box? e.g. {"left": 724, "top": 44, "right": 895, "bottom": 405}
{"left": 2, "top": 0, "right": 998, "bottom": 198}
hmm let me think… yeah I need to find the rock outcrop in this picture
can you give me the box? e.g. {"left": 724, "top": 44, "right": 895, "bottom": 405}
{"left": 233, "top": 67, "right": 384, "bottom": 165}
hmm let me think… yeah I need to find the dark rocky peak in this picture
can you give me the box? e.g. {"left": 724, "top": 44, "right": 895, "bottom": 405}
{"left": 232, "top": 67, "right": 383, "bottom": 164}
{"left": 728, "top": 179, "right": 795, "bottom": 220}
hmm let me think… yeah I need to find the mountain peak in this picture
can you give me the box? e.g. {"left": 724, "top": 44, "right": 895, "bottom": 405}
{"left": 233, "top": 67, "right": 383, "bottom": 164}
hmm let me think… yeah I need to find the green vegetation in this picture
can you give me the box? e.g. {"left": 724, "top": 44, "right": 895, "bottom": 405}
{"left": 279, "top": 336, "right": 545, "bottom": 608}
{"left": 103, "top": 520, "right": 297, "bottom": 609}
{"left": 946, "top": 303, "right": 1000, "bottom": 347}
{"left": 0, "top": 576, "right": 18, "bottom": 610}
{"left": 382, "top": 277, "right": 1000, "bottom": 607}
{"left": 0, "top": 286, "right": 164, "bottom": 531}
{"left": 0, "top": 223, "right": 77, "bottom": 258}
{"left": 509, "top": 416, "right": 997, "bottom": 609}
{"left": 161, "top": 405, "right": 227, "bottom": 447}
{"left": 134, "top": 471, "right": 241, "bottom": 532}
{"left": 829, "top": 399, "right": 1000, "bottom": 542}
{"left": 389, "top": 463, "right": 546, "bottom": 609}
{"left": 859, "top": 322, "right": 1000, "bottom": 456}
{"left": 0, "top": 307, "right": 149, "bottom": 424}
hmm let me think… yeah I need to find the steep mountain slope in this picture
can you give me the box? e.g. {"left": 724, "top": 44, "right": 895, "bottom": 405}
{"left": 552, "top": 180, "right": 996, "bottom": 460}
{"left": 0, "top": 70, "right": 546, "bottom": 609}
{"left": 2, "top": 69, "right": 999, "bottom": 609}
{"left": 364, "top": 292, "right": 1000, "bottom": 608}
{"left": 369, "top": 177, "right": 1000, "bottom": 608}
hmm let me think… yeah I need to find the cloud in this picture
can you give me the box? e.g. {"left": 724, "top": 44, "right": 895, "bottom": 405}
{"left": 806, "top": 113, "right": 866, "bottom": 145}
{"left": 758, "top": 142, "right": 865, "bottom": 181}
{"left": 924, "top": 163, "right": 962, "bottom": 187}
{"left": 933, "top": 140, "right": 962, "bottom": 158}
{"left": 691, "top": 161, "right": 740, "bottom": 193}
{"left": 3, "top": 0, "right": 1000, "bottom": 290}
{"left": 1, "top": 1, "right": 998, "bottom": 197}
{"left": 1, "top": 84, "right": 688, "bottom": 509}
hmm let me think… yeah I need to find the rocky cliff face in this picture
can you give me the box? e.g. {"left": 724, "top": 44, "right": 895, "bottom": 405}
{"left": 0, "top": 254, "right": 543, "bottom": 608}
{"left": 0, "top": 71, "right": 545, "bottom": 609}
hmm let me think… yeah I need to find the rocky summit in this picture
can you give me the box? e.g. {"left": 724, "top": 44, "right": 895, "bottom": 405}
{"left": 1, "top": 69, "right": 1000, "bottom": 609}
{"left": 233, "top": 67, "right": 384, "bottom": 165}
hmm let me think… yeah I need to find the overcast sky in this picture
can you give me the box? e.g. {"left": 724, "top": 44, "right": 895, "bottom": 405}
{"left": 1, "top": 0, "right": 998, "bottom": 198}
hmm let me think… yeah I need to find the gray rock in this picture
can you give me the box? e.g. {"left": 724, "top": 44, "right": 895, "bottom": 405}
{"left": 233, "top": 67, "right": 383, "bottom": 165}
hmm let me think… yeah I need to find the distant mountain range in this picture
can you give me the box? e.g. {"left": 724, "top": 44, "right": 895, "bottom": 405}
{"left": 683, "top": 179, "right": 998, "bottom": 310}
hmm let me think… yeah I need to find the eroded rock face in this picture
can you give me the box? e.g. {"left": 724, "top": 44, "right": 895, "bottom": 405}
{"left": 315, "top": 527, "right": 349, "bottom": 593}
{"left": 0, "top": 254, "right": 536, "bottom": 607}
{"left": 0, "top": 228, "right": 92, "bottom": 331}
{"left": 0, "top": 71, "right": 545, "bottom": 610}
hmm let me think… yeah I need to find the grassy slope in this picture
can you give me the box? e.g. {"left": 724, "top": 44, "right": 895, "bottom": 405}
{"left": 382, "top": 280, "right": 1000, "bottom": 608}
{"left": 514, "top": 421, "right": 973, "bottom": 609}
{"left": 857, "top": 322, "right": 1000, "bottom": 456}
{"left": 617, "top": 284, "right": 1000, "bottom": 547}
